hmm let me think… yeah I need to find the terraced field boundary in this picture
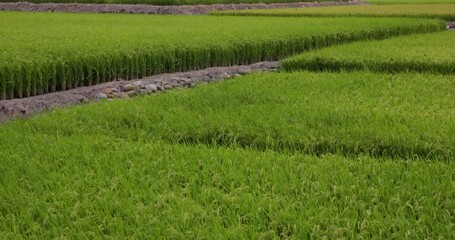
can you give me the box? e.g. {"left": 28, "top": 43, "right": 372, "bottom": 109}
{"left": 0, "top": 61, "right": 279, "bottom": 123}
{"left": 0, "top": 0, "right": 356, "bottom": 5}
{"left": 0, "top": 13, "right": 446, "bottom": 100}
{"left": 213, "top": 4, "right": 455, "bottom": 21}
{"left": 0, "top": 1, "right": 364, "bottom": 14}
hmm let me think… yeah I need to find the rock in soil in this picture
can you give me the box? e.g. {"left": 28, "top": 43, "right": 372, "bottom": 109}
{"left": 145, "top": 84, "right": 158, "bottom": 92}
{"left": 123, "top": 84, "right": 139, "bottom": 92}
{"left": 139, "top": 89, "right": 150, "bottom": 96}
{"left": 104, "top": 88, "right": 114, "bottom": 95}
{"left": 96, "top": 92, "right": 108, "bottom": 100}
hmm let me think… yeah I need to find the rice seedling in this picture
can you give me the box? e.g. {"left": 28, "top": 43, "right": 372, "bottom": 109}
{"left": 213, "top": 4, "right": 455, "bottom": 20}
{"left": 281, "top": 32, "right": 455, "bottom": 74}
{"left": 0, "top": 12, "right": 445, "bottom": 99}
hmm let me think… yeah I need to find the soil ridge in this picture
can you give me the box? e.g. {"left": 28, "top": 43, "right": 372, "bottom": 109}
{"left": 0, "top": 1, "right": 365, "bottom": 15}
{"left": 0, "top": 61, "right": 279, "bottom": 123}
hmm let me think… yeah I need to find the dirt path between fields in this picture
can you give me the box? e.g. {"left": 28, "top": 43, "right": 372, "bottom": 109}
{"left": 0, "top": 1, "right": 365, "bottom": 15}
{"left": 0, "top": 62, "right": 279, "bottom": 123}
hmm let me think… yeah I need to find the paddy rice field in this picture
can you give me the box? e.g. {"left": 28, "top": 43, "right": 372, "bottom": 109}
{"left": 0, "top": 0, "right": 454, "bottom": 238}
{"left": 281, "top": 31, "right": 455, "bottom": 74}
{"left": 214, "top": 4, "right": 455, "bottom": 20}
{"left": 0, "top": 12, "right": 444, "bottom": 100}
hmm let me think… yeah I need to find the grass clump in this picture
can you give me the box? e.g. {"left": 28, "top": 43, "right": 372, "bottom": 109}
{"left": 0, "top": 12, "right": 445, "bottom": 99}
{"left": 281, "top": 32, "right": 455, "bottom": 75}
{"left": 2, "top": 71, "right": 454, "bottom": 159}
{"left": 213, "top": 4, "right": 455, "bottom": 20}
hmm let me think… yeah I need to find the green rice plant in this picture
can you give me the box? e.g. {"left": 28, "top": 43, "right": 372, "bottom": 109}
{"left": 368, "top": 0, "right": 455, "bottom": 4}
{"left": 1, "top": 135, "right": 453, "bottom": 238}
{"left": 0, "top": 71, "right": 454, "bottom": 238}
{"left": 281, "top": 32, "right": 455, "bottom": 74}
{"left": 0, "top": 0, "right": 349, "bottom": 5}
{"left": 0, "top": 12, "right": 445, "bottom": 99}
{"left": 213, "top": 4, "right": 455, "bottom": 20}
{"left": 0, "top": 136, "right": 453, "bottom": 238}
{"left": 3, "top": 71, "right": 454, "bottom": 160}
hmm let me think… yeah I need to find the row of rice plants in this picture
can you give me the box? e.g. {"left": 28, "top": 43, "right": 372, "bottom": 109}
{"left": 7, "top": 71, "right": 454, "bottom": 160}
{"left": 0, "top": 0, "right": 349, "bottom": 5}
{"left": 0, "top": 134, "right": 453, "bottom": 238}
{"left": 0, "top": 12, "right": 445, "bottom": 100}
{"left": 281, "top": 31, "right": 455, "bottom": 74}
{"left": 212, "top": 4, "right": 455, "bottom": 20}
{"left": 368, "top": 0, "right": 455, "bottom": 4}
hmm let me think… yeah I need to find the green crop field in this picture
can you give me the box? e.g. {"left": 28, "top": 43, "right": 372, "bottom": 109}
{"left": 3, "top": 71, "right": 455, "bottom": 159}
{"left": 281, "top": 32, "right": 455, "bottom": 74}
{"left": 368, "top": 0, "right": 455, "bottom": 4}
{"left": 1, "top": 1, "right": 455, "bottom": 238}
{"left": 214, "top": 4, "right": 455, "bottom": 20}
{"left": 0, "top": 12, "right": 445, "bottom": 100}
{"left": 1, "top": 141, "right": 453, "bottom": 238}
{"left": 1, "top": 71, "right": 454, "bottom": 238}
{"left": 0, "top": 0, "right": 348, "bottom": 5}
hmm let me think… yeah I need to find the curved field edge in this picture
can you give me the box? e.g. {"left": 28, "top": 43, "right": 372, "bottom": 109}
{"left": 0, "top": 0, "right": 351, "bottom": 6}
{"left": 0, "top": 136, "right": 453, "bottom": 238}
{"left": 281, "top": 32, "right": 455, "bottom": 74}
{"left": 2, "top": 71, "right": 454, "bottom": 160}
{"left": 0, "top": 13, "right": 445, "bottom": 100}
{"left": 211, "top": 4, "right": 455, "bottom": 21}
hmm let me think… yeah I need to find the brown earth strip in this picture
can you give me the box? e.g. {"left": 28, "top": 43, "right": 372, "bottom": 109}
{"left": 0, "top": 61, "right": 279, "bottom": 123}
{"left": 0, "top": 1, "right": 365, "bottom": 15}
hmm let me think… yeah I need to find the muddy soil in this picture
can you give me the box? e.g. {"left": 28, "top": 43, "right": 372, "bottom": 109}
{"left": 0, "top": 1, "right": 364, "bottom": 15}
{"left": 0, "top": 62, "right": 279, "bottom": 123}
